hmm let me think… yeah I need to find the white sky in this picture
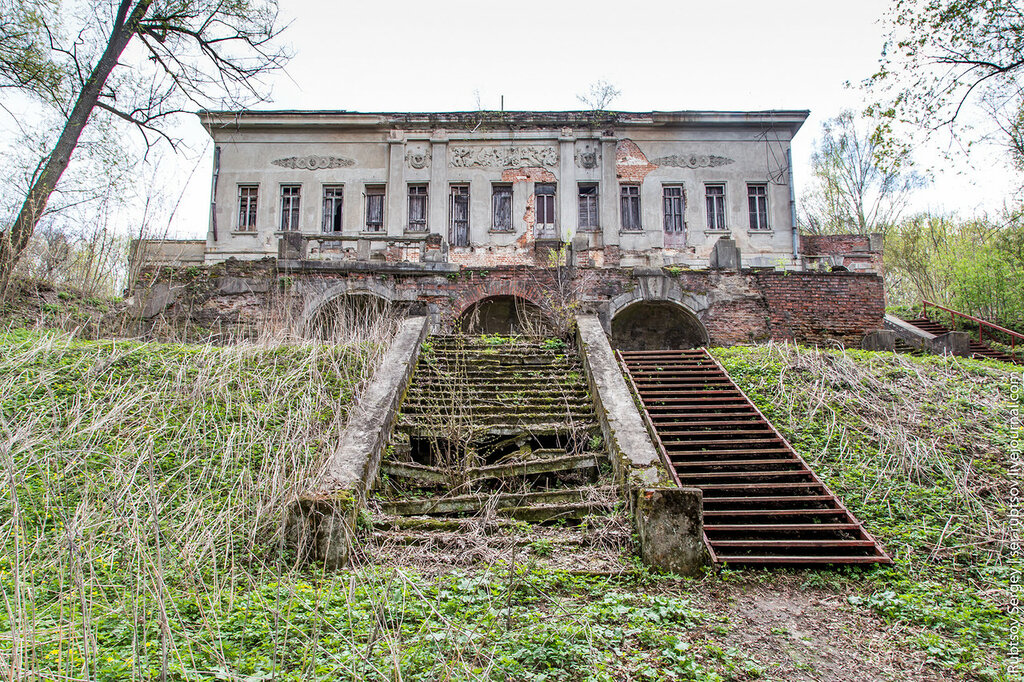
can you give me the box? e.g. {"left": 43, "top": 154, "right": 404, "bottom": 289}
{"left": 157, "top": 0, "right": 1017, "bottom": 237}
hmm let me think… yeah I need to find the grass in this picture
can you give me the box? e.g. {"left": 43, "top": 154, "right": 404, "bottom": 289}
{"left": 712, "top": 343, "right": 1020, "bottom": 679}
{"left": 1, "top": 324, "right": 1019, "bottom": 680}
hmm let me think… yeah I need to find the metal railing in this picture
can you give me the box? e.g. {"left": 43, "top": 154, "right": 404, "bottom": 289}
{"left": 922, "top": 300, "right": 1024, "bottom": 357}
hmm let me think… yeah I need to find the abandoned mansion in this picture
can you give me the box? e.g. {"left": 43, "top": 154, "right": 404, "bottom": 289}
{"left": 134, "top": 110, "right": 885, "bottom": 349}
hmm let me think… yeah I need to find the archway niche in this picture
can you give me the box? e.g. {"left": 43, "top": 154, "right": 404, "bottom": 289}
{"left": 306, "top": 293, "right": 398, "bottom": 342}
{"left": 611, "top": 300, "right": 709, "bottom": 351}
{"left": 457, "top": 295, "right": 552, "bottom": 335}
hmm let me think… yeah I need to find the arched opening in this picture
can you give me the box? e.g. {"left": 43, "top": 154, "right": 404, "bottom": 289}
{"left": 458, "top": 295, "right": 551, "bottom": 335}
{"left": 306, "top": 293, "right": 399, "bottom": 342}
{"left": 611, "top": 300, "right": 708, "bottom": 351}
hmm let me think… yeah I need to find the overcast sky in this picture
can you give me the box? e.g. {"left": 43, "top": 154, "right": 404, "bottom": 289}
{"left": 160, "top": 0, "right": 1016, "bottom": 237}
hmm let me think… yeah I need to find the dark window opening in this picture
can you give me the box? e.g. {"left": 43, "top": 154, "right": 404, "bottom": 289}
{"left": 663, "top": 186, "right": 685, "bottom": 233}
{"left": 408, "top": 185, "right": 428, "bottom": 231}
{"left": 492, "top": 185, "right": 512, "bottom": 231}
{"left": 705, "top": 184, "right": 726, "bottom": 230}
{"left": 322, "top": 185, "right": 344, "bottom": 233}
{"left": 365, "top": 186, "right": 385, "bottom": 232}
{"left": 450, "top": 185, "right": 470, "bottom": 246}
{"left": 578, "top": 184, "right": 598, "bottom": 231}
{"left": 747, "top": 183, "right": 769, "bottom": 230}
{"left": 280, "top": 185, "right": 301, "bottom": 232}
{"left": 237, "top": 185, "right": 258, "bottom": 231}
{"left": 620, "top": 185, "right": 641, "bottom": 231}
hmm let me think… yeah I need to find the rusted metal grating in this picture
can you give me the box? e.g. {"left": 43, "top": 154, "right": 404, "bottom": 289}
{"left": 618, "top": 348, "right": 891, "bottom": 567}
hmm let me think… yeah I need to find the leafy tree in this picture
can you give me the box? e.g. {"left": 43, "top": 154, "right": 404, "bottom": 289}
{"left": 800, "top": 110, "right": 924, "bottom": 235}
{"left": 0, "top": 0, "right": 288, "bottom": 293}
{"left": 866, "top": 0, "right": 1024, "bottom": 161}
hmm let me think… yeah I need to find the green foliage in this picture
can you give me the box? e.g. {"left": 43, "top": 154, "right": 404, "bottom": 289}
{"left": 713, "top": 344, "right": 1017, "bottom": 678}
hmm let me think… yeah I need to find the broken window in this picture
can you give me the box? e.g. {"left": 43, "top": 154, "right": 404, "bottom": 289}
{"left": 663, "top": 186, "right": 685, "bottom": 233}
{"left": 578, "top": 184, "right": 599, "bottom": 231}
{"left": 620, "top": 184, "right": 641, "bottom": 231}
{"left": 365, "top": 185, "right": 385, "bottom": 232}
{"left": 747, "top": 183, "right": 769, "bottom": 230}
{"left": 705, "top": 184, "right": 726, "bottom": 230}
{"left": 408, "top": 185, "right": 428, "bottom": 231}
{"left": 322, "top": 185, "right": 344, "bottom": 232}
{"left": 280, "top": 185, "right": 301, "bottom": 232}
{"left": 237, "top": 185, "right": 258, "bottom": 231}
{"left": 491, "top": 185, "right": 513, "bottom": 231}
{"left": 449, "top": 185, "right": 470, "bottom": 246}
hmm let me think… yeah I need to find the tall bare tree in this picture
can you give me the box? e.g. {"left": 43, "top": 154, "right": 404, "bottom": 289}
{"left": 0, "top": 0, "right": 288, "bottom": 292}
{"left": 577, "top": 80, "right": 621, "bottom": 111}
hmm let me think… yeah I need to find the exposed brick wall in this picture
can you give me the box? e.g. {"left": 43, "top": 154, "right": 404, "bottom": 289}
{"left": 799, "top": 233, "right": 884, "bottom": 274}
{"left": 137, "top": 260, "right": 883, "bottom": 348}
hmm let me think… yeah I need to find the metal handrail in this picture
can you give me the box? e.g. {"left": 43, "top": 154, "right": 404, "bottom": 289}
{"left": 922, "top": 300, "right": 1023, "bottom": 356}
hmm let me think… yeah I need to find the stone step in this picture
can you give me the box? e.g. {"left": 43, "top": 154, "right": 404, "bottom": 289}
{"left": 381, "top": 452, "right": 601, "bottom": 486}
{"left": 377, "top": 486, "right": 616, "bottom": 516}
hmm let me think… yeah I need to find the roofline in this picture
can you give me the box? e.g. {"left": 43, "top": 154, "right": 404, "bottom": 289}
{"left": 198, "top": 109, "right": 810, "bottom": 136}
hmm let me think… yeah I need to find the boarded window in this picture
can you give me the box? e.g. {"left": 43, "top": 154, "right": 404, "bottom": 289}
{"left": 237, "top": 185, "right": 258, "bottom": 231}
{"left": 578, "top": 184, "right": 598, "bottom": 231}
{"left": 322, "top": 185, "right": 344, "bottom": 233}
{"left": 491, "top": 185, "right": 512, "bottom": 231}
{"left": 705, "top": 184, "right": 726, "bottom": 230}
{"left": 449, "top": 185, "right": 470, "bottom": 246}
{"left": 408, "top": 185, "right": 428, "bottom": 231}
{"left": 620, "top": 185, "right": 641, "bottom": 231}
{"left": 280, "top": 185, "right": 301, "bottom": 232}
{"left": 747, "top": 183, "right": 769, "bottom": 230}
{"left": 365, "top": 186, "right": 385, "bottom": 232}
{"left": 663, "top": 186, "right": 685, "bottom": 233}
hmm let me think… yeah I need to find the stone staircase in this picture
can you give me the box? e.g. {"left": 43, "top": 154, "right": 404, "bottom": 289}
{"left": 366, "top": 335, "right": 624, "bottom": 566}
{"left": 903, "top": 316, "right": 1021, "bottom": 364}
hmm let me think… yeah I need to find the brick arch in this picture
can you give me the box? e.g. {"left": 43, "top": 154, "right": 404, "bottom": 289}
{"left": 449, "top": 279, "right": 547, "bottom": 325}
{"left": 606, "top": 275, "right": 710, "bottom": 323}
{"left": 302, "top": 279, "right": 397, "bottom": 327}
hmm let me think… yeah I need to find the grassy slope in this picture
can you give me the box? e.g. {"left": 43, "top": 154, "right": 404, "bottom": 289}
{"left": 713, "top": 344, "right": 1019, "bottom": 679}
{"left": 1, "top": 331, "right": 1019, "bottom": 681}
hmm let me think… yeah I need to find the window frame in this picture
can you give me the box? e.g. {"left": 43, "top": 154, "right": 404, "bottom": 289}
{"left": 449, "top": 184, "right": 470, "bottom": 246}
{"left": 407, "top": 184, "right": 428, "bottom": 232}
{"left": 620, "top": 184, "right": 642, "bottom": 232}
{"left": 236, "top": 184, "right": 259, "bottom": 232}
{"left": 491, "top": 184, "right": 513, "bottom": 232}
{"left": 747, "top": 183, "right": 770, "bottom": 231}
{"left": 278, "top": 185, "right": 301, "bottom": 232}
{"left": 534, "top": 182, "right": 557, "bottom": 231}
{"left": 578, "top": 183, "right": 599, "bottom": 232}
{"left": 364, "top": 185, "right": 386, "bottom": 233}
{"left": 705, "top": 183, "right": 727, "bottom": 231}
{"left": 662, "top": 184, "right": 685, "bottom": 234}
{"left": 321, "top": 185, "right": 344, "bottom": 233}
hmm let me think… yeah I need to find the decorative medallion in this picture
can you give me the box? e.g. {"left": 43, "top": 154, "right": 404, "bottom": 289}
{"left": 406, "top": 148, "right": 431, "bottom": 169}
{"left": 650, "top": 154, "right": 734, "bottom": 168}
{"left": 450, "top": 145, "right": 558, "bottom": 168}
{"left": 272, "top": 155, "right": 354, "bottom": 170}
{"left": 576, "top": 149, "right": 599, "bottom": 169}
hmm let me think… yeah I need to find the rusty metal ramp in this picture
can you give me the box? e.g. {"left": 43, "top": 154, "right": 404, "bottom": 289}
{"left": 618, "top": 348, "right": 891, "bottom": 567}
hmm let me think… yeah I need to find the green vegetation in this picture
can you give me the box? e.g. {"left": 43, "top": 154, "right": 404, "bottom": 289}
{"left": 713, "top": 343, "right": 1019, "bottom": 679}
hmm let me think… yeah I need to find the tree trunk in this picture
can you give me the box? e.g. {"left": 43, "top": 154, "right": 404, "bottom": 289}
{"left": 0, "top": 0, "right": 153, "bottom": 295}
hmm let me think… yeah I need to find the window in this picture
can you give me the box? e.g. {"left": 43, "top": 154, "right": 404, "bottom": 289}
{"left": 279, "top": 185, "right": 301, "bottom": 232}
{"left": 237, "top": 185, "right": 258, "bottom": 231}
{"left": 663, "top": 186, "right": 685, "bottom": 233}
{"left": 620, "top": 185, "right": 641, "bottom": 231}
{"left": 449, "top": 185, "right": 470, "bottom": 246}
{"left": 407, "top": 185, "right": 428, "bottom": 231}
{"left": 705, "top": 184, "right": 726, "bottom": 230}
{"left": 535, "top": 183, "right": 556, "bottom": 232}
{"left": 491, "top": 185, "right": 512, "bottom": 231}
{"left": 578, "top": 184, "right": 599, "bottom": 231}
{"left": 747, "top": 183, "right": 769, "bottom": 230}
{"left": 365, "top": 185, "right": 385, "bottom": 232}
{"left": 322, "top": 185, "right": 344, "bottom": 233}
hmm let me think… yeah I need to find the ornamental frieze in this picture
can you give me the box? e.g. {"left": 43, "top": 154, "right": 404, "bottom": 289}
{"left": 272, "top": 155, "right": 355, "bottom": 170}
{"left": 650, "top": 154, "right": 734, "bottom": 168}
{"left": 449, "top": 145, "right": 558, "bottom": 169}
